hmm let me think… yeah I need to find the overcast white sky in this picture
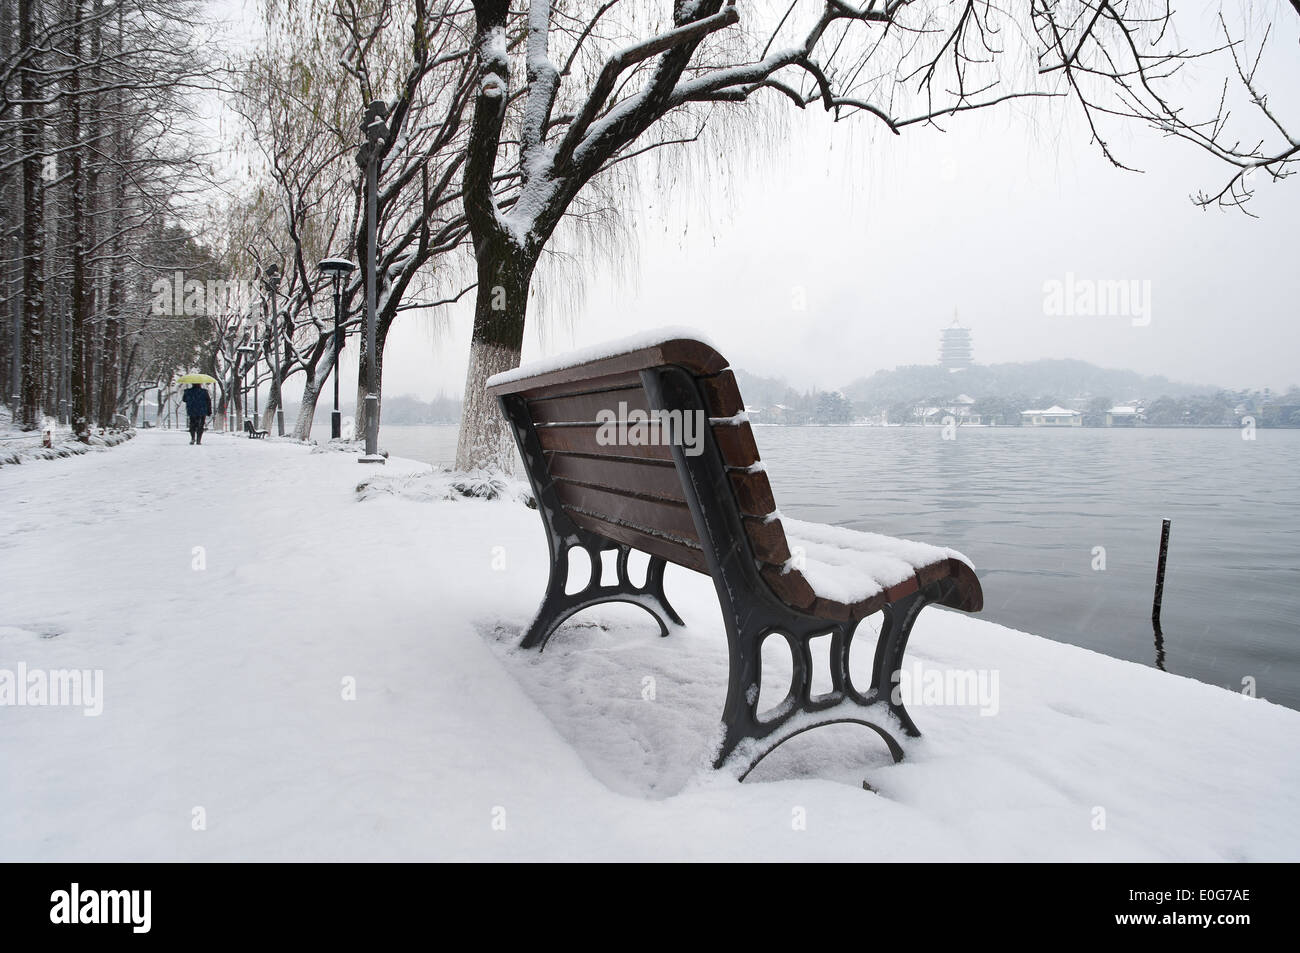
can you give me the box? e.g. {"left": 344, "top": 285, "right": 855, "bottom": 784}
{"left": 218, "top": 2, "right": 1300, "bottom": 402}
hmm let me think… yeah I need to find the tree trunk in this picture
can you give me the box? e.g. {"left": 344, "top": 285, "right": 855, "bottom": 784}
{"left": 98, "top": 274, "right": 122, "bottom": 428}
{"left": 227, "top": 370, "right": 242, "bottom": 428}
{"left": 293, "top": 372, "right": 322, "bottom": 441}
{"left": 68, "top": 0, "right": 93, "bottom": 435}
{"left": 94, "top": 0, "right": 115, "bottom": 429}
{"left": 17, "top": 0, "right": 45, "bottom": 430}
{"left": 0, "top": 0, "right": 10, "bottom": 407}
{"left": 293, "top": 337, "right": 334, "bottom": 441}
{"left": 7, "top": 229, "right": 19, "bottom": 414}
{"left": 453, "top": 240, "right": 536, "bottom": 472}
{"left": 261, "top": 374, "right": 281, "bottom": 434}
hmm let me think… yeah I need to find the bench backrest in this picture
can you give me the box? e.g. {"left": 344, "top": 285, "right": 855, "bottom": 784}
{"left": 486, "top": 337, "right": 815, "bottom": 598}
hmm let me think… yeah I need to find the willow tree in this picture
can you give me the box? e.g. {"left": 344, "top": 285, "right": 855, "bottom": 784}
{"left": 454, "top": 0, "right": 1288, "bottom": 471}
{"left": 233, "top": 0, "right": 481, "bottom": 441}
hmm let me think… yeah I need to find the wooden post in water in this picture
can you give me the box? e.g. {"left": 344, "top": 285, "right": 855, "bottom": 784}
{"left": 1152, "top": 518, "right": 1171, "bottom": 630}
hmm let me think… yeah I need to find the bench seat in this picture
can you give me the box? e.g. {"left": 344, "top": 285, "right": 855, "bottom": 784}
{"left": 780, "top": 518, "right": 981, "bottom": 621}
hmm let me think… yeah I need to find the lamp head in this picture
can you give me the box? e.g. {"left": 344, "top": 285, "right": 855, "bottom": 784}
{"left": 318, "top": 257, "right": 357, "bottom": 276}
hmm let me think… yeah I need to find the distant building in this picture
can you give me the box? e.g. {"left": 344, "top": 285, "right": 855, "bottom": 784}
{"left": 1021, "top": 406, "right": 1082, "bottom": 427}
{"left": 914, "top": 399, "right": 983, "bottom": 426}
{"left": 939, "top": 317, "right": 974, "bottom": 371}
{"left": 766, "top": 403, "right": 806, "bottom": 426}
{"left": 1105, "top": 406, "right": 1142, "bottom": 427}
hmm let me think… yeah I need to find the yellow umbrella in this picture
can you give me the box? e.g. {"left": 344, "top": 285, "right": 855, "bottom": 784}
{"left": 176, "top": 373, "right": 218, "bottom": 385}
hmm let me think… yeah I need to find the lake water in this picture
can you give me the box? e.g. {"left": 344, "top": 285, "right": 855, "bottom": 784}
{"left": 362, "top": 422, "right": 1300, "bottom": 711}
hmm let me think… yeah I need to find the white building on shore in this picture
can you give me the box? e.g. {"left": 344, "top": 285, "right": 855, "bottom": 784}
{"left": 1021, "top": 406, "right": 1082, "bottom": 427}
{"left": 1106, "top": 405, "right": 1142, "bottom": 426}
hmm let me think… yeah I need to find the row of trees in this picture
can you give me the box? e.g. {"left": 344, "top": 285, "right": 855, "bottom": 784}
{"left": 218, "top": 0, "right": 483, "bottom": 441}
{"left": 0, "top": 0, "right": 221, "bottom": 432}
{"left": 224, "top": 0, "right": 1299, "bottom": 470}
{"left": 7, "top": 1, "right": 1292, "bottom": 455}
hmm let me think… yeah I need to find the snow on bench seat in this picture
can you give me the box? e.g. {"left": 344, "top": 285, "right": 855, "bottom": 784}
{"left": 781, "top": 518, "right": 974, "bottom": 609}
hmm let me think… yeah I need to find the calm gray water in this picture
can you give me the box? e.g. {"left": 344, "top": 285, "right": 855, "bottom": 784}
{"left": 368, "top": 422, "right": 1300, "bottom": 710}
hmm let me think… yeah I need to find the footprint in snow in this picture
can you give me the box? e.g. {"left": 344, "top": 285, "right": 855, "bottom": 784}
{"left": 0, "top": 623, "right": 65, "bottom": 640}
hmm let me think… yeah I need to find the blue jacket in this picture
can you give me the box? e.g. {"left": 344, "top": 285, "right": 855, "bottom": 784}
{"left": 182, "top": 385, "right": 211, "bottom": 417}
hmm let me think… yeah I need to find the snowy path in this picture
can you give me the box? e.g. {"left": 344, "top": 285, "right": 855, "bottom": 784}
{"left": 1, "top": 430, "right": 1297, "bottom": 860}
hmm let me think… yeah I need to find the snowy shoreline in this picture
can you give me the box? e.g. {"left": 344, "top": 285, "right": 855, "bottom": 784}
{"left": 1, "top": 430, "right": 1296, "bottom": 861}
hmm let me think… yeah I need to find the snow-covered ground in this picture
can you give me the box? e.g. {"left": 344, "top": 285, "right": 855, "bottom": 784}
{"left": 0, "top": 407, "right": 135, "bottom": 466}
{"left": 1, "top": 429, "right": 1297, "bottom": 861}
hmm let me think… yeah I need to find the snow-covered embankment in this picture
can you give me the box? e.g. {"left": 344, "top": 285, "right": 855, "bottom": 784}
{"left": 1, "top": 430, "right": 1296, "bottom": 861}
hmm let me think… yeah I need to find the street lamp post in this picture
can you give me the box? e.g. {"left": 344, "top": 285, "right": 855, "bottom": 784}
{"left": 357, "top": 100, "right": 387, "bottom": 464}
{"left": 264, "top": 263, "right": 285, "bottom": 437}
{"left": 317, "top": 257, "right": 356, "bottom": 440}
{"left": 252, "top": 335, "right": 260, "bottom": 424}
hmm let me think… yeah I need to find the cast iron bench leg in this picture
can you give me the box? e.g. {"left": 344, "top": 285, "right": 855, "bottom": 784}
{"left": 871, "top": 589, "right": 929, "bottom": 738}
{"left": 520, "top": 543, "right": 684, "bottom": 651}
{"left": 501, "top": 390, "right": 685, "bottom": 651}
{"left": 714, "top": 610, "right": 913, "bottom": 777}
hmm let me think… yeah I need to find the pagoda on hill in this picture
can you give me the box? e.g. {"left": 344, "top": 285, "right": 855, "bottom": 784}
{"left": 939, "top": 314, "right": 973, "bottom": 371}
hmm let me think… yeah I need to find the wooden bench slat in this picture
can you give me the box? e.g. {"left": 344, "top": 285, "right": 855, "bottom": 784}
{"left": 811, "top": 597, "right": 853, "bottom": 623}
{"left": 744, "top": 516, "right": 791, "bottom": 565}
{"left": 711, "top": 421, "right": 760, "bottom": 468}
{"left": 487, "top": 339, "right": 728, "bottom": 398}
{"left": 944, "top": 558, "right": 984, "bottom": 612}
{"left": 528, "top": 386, "right": 650, "bottom": 425}
{"left": 566, "top": 510, "right": 709, "bottom": 574}
{"left": 728, "top": 469, "right": 777, "bottom": 516}
{"left": 698, "top": 370, "right": 745, "bottom": 418}
{"left": 511, "top": 369, "right": 647, "bottom": 402}
{"left": 883, "top": 575, "right": 921, "bottom": 603}
{"left": 547, "top": 453, "right": 684, "bottom": 502}
{"left": 555, "top": 481, "right": 700, "bottom": 542}
{"left": 536, "top": 424, "right": 675, "bottom": 461}
{"left": 759, "top": 564, "right": 817, "bottom": 610}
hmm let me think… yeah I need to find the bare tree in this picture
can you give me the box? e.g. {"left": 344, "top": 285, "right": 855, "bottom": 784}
{"left": 231, "top": 0, "right": 480, "bottom": 441}
{"left": 1120, "top": 5, "right": 1299, "bottom": 214}
{"left": 453, "top": 0, "right": 1294, "bottom": 471}
{"left": 1, "top": 0, "right": 219, "bottom": 429}
{"left": 14, "top": 0, "right": 46, "bottom": 429}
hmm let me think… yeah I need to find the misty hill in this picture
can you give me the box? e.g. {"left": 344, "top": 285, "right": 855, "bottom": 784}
{"left": 838, "top": 360, "right": 1212, "bottom": 408}
{"left": 377, "top": 393, "right": 462, "bottom": 425}
{"left": 732, "top": 369, "right": 808, "bottom": 409}
{"left": 296, "top": 393, "right": 462, "bottom": 427}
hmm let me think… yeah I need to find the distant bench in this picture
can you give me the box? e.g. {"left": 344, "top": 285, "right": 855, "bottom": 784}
{"left": 487, "top": 334, "right": 983, "bottom": 777}
{"left": 243, "top": 420, "right": 269, "bottom": 439}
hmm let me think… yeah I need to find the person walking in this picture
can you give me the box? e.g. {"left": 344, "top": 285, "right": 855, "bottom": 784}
{"left": 182, "top": 383, "right": 212, "bottom": 445}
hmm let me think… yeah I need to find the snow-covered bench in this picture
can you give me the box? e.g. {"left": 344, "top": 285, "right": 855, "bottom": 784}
{"left": 243, "top": 420, "right": 269, "bottom": 439}
{"left": 486, "top": 331, "right": 983, "bottom": 777}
